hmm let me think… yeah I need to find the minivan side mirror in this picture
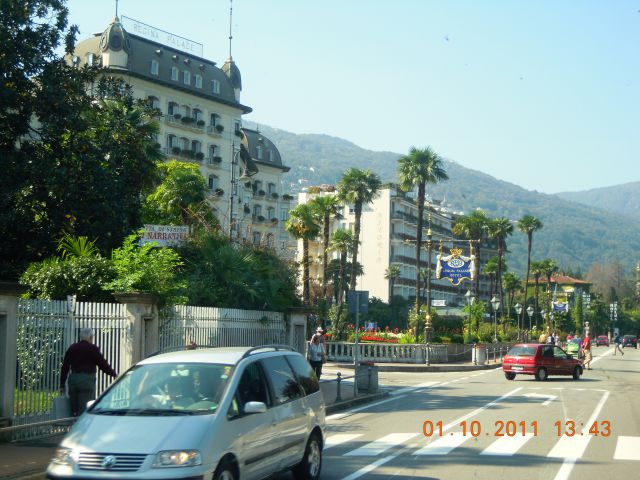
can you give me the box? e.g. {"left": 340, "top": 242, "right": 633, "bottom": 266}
{"left": 243, "top": 401, "right": 267, "bottom": 414}
{"left": 86, "top": 400, "right": 95, "bottom": 409}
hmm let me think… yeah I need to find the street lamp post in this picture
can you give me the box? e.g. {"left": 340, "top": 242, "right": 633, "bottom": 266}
{"left": 465, "top": 289, "right": 475, "bottom": 344}
{"left": 582, "top": 292, "right": 591, "bottom": 335}
{"left": 228, "top": 142, "right": 254, "bottom": 241}
{"left": 424, "top": 217, "right": 433, "bottom": 349}
{"left": 609, "top": 301, "right": 617, "bottom": 341}
{"left": 491, "top": 295, "right": 500, "bottom": 343}
{"left": 514, "top": 303, "right": 523, "bottom": 340}
{"left": 526, "top": 305, "right": 534, "bottom": 340}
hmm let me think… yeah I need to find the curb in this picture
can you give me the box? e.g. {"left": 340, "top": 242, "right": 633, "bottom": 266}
{"left": 326, "top": 391, "right": 389, "bottom": 414}
{"left": 331, "top": 363, "right": 503, "bottom": 373}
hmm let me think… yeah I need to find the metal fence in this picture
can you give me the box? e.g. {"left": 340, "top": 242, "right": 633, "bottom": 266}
{"left": 12, "top": 298, "right": 130, "bottom": 440}
{"left": 158, "top": 306, "right": 286, "bottom": 353}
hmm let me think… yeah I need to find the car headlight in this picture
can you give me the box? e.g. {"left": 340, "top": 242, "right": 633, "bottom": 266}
{"left": 153, "top": 450, "right": 202, "bottom": 468}
{"left": 51, "top": 448, "right": 75, "bottom": 466}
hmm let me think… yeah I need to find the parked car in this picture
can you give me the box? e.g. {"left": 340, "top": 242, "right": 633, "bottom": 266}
{"left": 596, "top": 335, "right": 609, "bottom": 347}
{"left": 565, "top": 338, "right": 582, "bottom": 356}
{"left": 503, "top": 343, "right": 583, "bottom": 381}
{"left": 47, "top": 345, "right": 325, "bottom": 480}
{"left": 622, "top": 335, "right": 637, "bottom": 348}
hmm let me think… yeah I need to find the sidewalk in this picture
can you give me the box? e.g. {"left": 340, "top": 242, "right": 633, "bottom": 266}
{"left": 0, "top": 360, "right": 493, "bottom": 480}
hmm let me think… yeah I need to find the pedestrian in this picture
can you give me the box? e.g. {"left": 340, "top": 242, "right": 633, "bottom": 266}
{"left": 307, "top": 334, "right": 326, "bottom": 379}
{"left": 185, "top": 339, "right": 197, "bottom": 350}
{"left": 59, "top": 328, "right": 117, "bottom": 416}
{"left": 613, "top": 333, "right": 624, "bottom": 356}
{"left": 312, "top": 326, "right": 326, "bottom": 345}
{"left": 582, "top": 334, "right": 593, "bottom": 369}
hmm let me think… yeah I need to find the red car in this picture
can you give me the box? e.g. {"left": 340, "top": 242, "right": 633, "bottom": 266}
{"left": 502, "top": 343, "right": 583, "bottom": 381}
{"left": 596, "top": 335, "right": 609, "bottom": 346}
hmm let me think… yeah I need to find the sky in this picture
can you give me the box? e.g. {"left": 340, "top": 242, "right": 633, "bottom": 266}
{"left": 65, "top": 0, "right": 640, "bottom": 194}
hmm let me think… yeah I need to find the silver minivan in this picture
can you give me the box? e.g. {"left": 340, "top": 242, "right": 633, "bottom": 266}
{"left": 47, "top": 346, "right": 325, "bottom": 480}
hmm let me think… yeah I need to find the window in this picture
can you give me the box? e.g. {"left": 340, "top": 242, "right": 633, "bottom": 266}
{"left": 266, "top": 150, "right": 272, "bottom": 162}
{"left": 210, "top": 113, "right": 219, "bottom": 126}
{"left": 180, "top": 137, "right": 189, "bottom": 150}
{"left": 183, "top": 70, "right": 191, "bottom": 85}
{"left": 182, "top": 105, "right": 191, "bottom": 118}
{"left": 254, "top": 180, "right": 262, "bottom": 192}
{"left": 228, "top": 362, "right": 270, "bottom": 419}
{"left": 150, "top": 60, "right": 159, "bottom": 75}
{"left": 211, "top": 79, "right": 220, "bottom": 94}
{"left": 286, "top": 355, "right": 320, "bottom": 395}
{"left": 86, "top": 53, "right": 95, "bottom": 66}
{"left": 268, "top": 183, "right": 276, "bottom": 195}
{"left": 253, "top": 205, "right": 262, "bottom": 217}
{"left": 166, "top": 134, "right": 177, "bottom": 149}
{"left": 234, "top": 121, "right": 241, "bottom": 134}
{"left": 195, "top": 74, "right": 202, "bottom": 88}
{"left": 252, "top": 232, "right": 261, "bottom": 246}
{"left": 280, "top": 208, "right": 288, "bottom": 221}
{"left": 193, "top": 109, "right": 202, "bottom": 122}
{"left": 168, "top": 101, "right": 179, "bottom": 116}
{"left": 261, "top": 357, "right": 302, "bottom": 404}
{"left": 256, "top": 145, "right": 263, "bottom": 160}
{"left": 208, "top": 144, "right": 218, "bottom": 158}
{"left": 267, "top": 207, "right": 275, "bottom": 220}
{"left": 147, "top": 96, "right": 160, "bottom": 109}
{"left": 171, "top": 66, "right": 179, "bottom": 81}
{"left": 208, "top": 175, "right": 218, "bottom": 190}
{"left": 191, "top": 140, "right": 201, "bottom": 153}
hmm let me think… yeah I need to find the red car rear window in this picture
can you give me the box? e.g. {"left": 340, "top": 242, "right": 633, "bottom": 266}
{"left": 507, "top": 346, "right": 537, "bottom": 356}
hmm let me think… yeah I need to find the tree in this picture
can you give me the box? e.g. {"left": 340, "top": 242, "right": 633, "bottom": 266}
{"left": 384, "top": 264, "right": 401, "bottom": 301}
{"left": 337, "top": 168, "right": 382, "bottom": 290}
{"left": 487, "top": 217, "right": 514, "bottom": 317}
{"left": 539, "top": 258, "right": 558, "bottom": 329}
{"left": 483, "top": 257, "right": 499, "bottom": 297}
{"left": 530, "top": 260, "right": 545, "bottom": 327}
{"left": 328, "top": 229, "right": 357, "bottom": 307}
{"left": 517, "top": 215, "right": 543, "bottom": 332}
{"left": 453, "top": 210, "right": 489, "bottom": 298}
{"left": 503, "top": 272, "right": 522, "bottom": 332}
{"left": 285, "top": 203, "right": 320, "bottom": 306}
{"left": 397, "top": 147, "right": 448, "bottom": 313}
{"left": 309, "top": 195, "right": 343, "bottom": 300}
{"left": 143, "top": 160, "right": 216, "bottom": 227}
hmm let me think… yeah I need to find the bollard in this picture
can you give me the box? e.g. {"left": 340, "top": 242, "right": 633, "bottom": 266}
{"left": 336, "top": 372, "right": 342, "bottom": 402}
{"left": 368, "top": 366, "right": 372, "bottom": 392}
{"left": 473, "top": 343, "right": 477, "bottom": 365}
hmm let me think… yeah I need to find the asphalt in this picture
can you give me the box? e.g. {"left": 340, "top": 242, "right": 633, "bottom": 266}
{"left": 0, "top": 360, "right": 500, "bottom": 480}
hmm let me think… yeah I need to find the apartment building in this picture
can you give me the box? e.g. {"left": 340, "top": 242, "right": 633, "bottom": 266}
{"left": 71, "top": 17, "right": 296, "bottom": 257}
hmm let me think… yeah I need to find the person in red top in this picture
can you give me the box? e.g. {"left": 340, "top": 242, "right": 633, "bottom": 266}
{"left": 59, "top": 328, "right": 117, "bottom": 416}
{"left": 582, "top": 333, "right": 593, "bottom": 370}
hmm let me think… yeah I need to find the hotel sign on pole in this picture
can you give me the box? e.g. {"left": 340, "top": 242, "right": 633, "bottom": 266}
{"left": 140, "top": 225, "right": 190, "bottom": 247}
{"left": 435, "top": 248, "right": 475, "bottom": 286}
{"left": 122, "top": 16, "right": 203, "bottom": 57}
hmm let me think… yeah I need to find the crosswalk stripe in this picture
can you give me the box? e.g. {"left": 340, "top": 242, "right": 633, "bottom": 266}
{"left": 480, "top": 434, "right": 534, "bottom": 456}
{"left": 547, "top": 435, "right": 591, "bottom": 459}
{"left": 344, "top": 433, "right": 419, "bottom": 456}
{"left": 414, "top": 432, "right": 469, "bottom": 455}
{"left": 325, "top": 434, "right": 363, "bottom": 450}
{"left": 614, "top": 436, "right": 640, "bottom": 461}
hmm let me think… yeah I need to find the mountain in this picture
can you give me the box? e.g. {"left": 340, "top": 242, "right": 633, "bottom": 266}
{"left": 555, "top": 182, "right": 640, "bottom": 219}
{"left": 256, "top": 124, "right": 640, "bottom": 276}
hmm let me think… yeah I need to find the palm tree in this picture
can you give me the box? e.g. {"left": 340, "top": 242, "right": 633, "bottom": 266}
{"left": 487, "top": 217, "right": 514, "bottom": 317}
{"left": 309, "top": 195, "right": 343, "bottom": 300}
{"left": 384, "top": 264, "right": 401, "bottom": 301}
{"left": 517, "top": 215, "right": 543, "bottom": 330}
{"left": 285, "top": 203, "right": 320, "bottom": 306}
{"left": 397, "top": 147, "right": 449, "bottom": 312}
{"left": 502, "top": 272, "right": 522, "bottom": 332}
{"left": 539, "top": 258, "right": 558, "bottom": 329}
{"left": 328, "top": 229, "right": 357, "bottom": 307}
{"left": 530, "top": 260, "right": 545, "bottom": 327}
{"left": 483, "top": 257, "right": 499, "bottom": 297}
{"left": 453, "top": 209, "right": 489, "bottom": 299}
{"left": 337, "top": 168, "right": 382, "bottom": 291}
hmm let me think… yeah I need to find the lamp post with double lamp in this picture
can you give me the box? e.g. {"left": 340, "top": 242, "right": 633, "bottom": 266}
{"left": 228, "top": 142, "right": 255, "bottom": 241}
{"left": 491, "top": 295, "right": 500, "bottom": 343}
{"left": 465, "top": 289, "right": 476, "bottom": 344}
{"left": 526, "top": 306, "right": 534, "bottom": 341}
{"left": 582, "top": 292, "right": 591, "bottom": 335}
{"left": 514, "top": 303, "right": 523, "bottom": 341}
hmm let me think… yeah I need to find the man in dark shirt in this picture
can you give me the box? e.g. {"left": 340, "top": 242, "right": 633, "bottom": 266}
{"left": 59, "top": 328, "right": 117, "bottom": 416}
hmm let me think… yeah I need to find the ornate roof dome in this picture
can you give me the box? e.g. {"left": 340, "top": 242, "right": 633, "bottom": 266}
{"left": 99, "top": 17, "right": 131, "bottom": 53}
{"left": 222, "top": 57, "right": 242, "bottom": 90}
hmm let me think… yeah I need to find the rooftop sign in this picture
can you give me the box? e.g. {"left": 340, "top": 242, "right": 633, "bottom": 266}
{"left": 122, "top": 16, "right": 203, "bottom": 57}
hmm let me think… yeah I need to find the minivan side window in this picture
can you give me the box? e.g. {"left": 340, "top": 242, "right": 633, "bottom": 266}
{"left": 261, "top": 356, "right": 303, "bottom": 405}
{"left": 286, "top": 354, "right": 320, "bottom": 395}
{"left": 228, "top": 361, "right": 270, "bottom": 419}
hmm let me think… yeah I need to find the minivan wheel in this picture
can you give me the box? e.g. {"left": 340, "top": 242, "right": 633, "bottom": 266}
{"left": 292, "top": 433, "right": 322, "bottom": 480}
{"left": 535, "top": 368, "right": 548, "bottom": 381}
{"left": 505, "top": 372, "right": 516, "bottom": 380}
{"left": 213, "top": 459, "right": 237, "bottom": 480}
{"left": 572, "top": 366, "right": 582, "bottom": 380}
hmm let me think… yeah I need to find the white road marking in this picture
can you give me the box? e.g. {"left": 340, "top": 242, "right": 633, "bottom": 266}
{"left": 342, "top": 455, "right": 397, "bottom": 480}
{"left": 552, "top": 390, "right": 610, "bottom": 480}
{"left": 480, "top": 433, "right": 535, "bottom": 456}
{"left": 613, "top": 436, "right": 640, "bottom": 461}
{"left": 324, "top": 433, "right": 363, "bottom": 450}
{"left": 415, "top": 432, "right": 469, "bottom": 455}
{"left": 442, "top": 387, "right": 523, "bottom": 432}
{"left": 548, "top": 435, "right": 592, "bottom": 459}
{"left": 344, "top": 433, "right": 420, "bottom": 456}
{"left": 523, "top": 393, "right": 557, "bottom": 406}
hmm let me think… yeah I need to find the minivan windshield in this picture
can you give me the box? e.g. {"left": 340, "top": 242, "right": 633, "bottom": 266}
{"left": 91, "top": 362, "right": 232, "bottom": 416}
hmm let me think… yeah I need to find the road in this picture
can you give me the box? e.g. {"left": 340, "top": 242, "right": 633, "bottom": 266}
{"left": 292, "top": 346, "right": 639, "bottom": 480}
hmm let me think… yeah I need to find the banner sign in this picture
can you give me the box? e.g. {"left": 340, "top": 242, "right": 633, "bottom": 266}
{"left": 436, "top": 248, "right": 475, "bottom": 286}
{"left": 347, "top": 290, "right": 369, "bottom": 314}
{"left": 552, "top": 301, "right": 569, "bottom": 313}
{"left": 122, "top": 16, "right": 204, "bottom": 57}
{"left": 140, "top": 224, "right": 190, "bottom": 247}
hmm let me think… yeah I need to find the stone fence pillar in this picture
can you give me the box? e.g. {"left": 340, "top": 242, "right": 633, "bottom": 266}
{"left": 0, "top": 283, "right": 27, "bottom": 424}
{"left": 114, "top": 293, "right": 159, "bottom": 364}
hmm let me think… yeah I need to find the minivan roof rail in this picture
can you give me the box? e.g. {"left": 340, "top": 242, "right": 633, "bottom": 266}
{"left": 241, "top": 345, "right": 296, "bottom": 359}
